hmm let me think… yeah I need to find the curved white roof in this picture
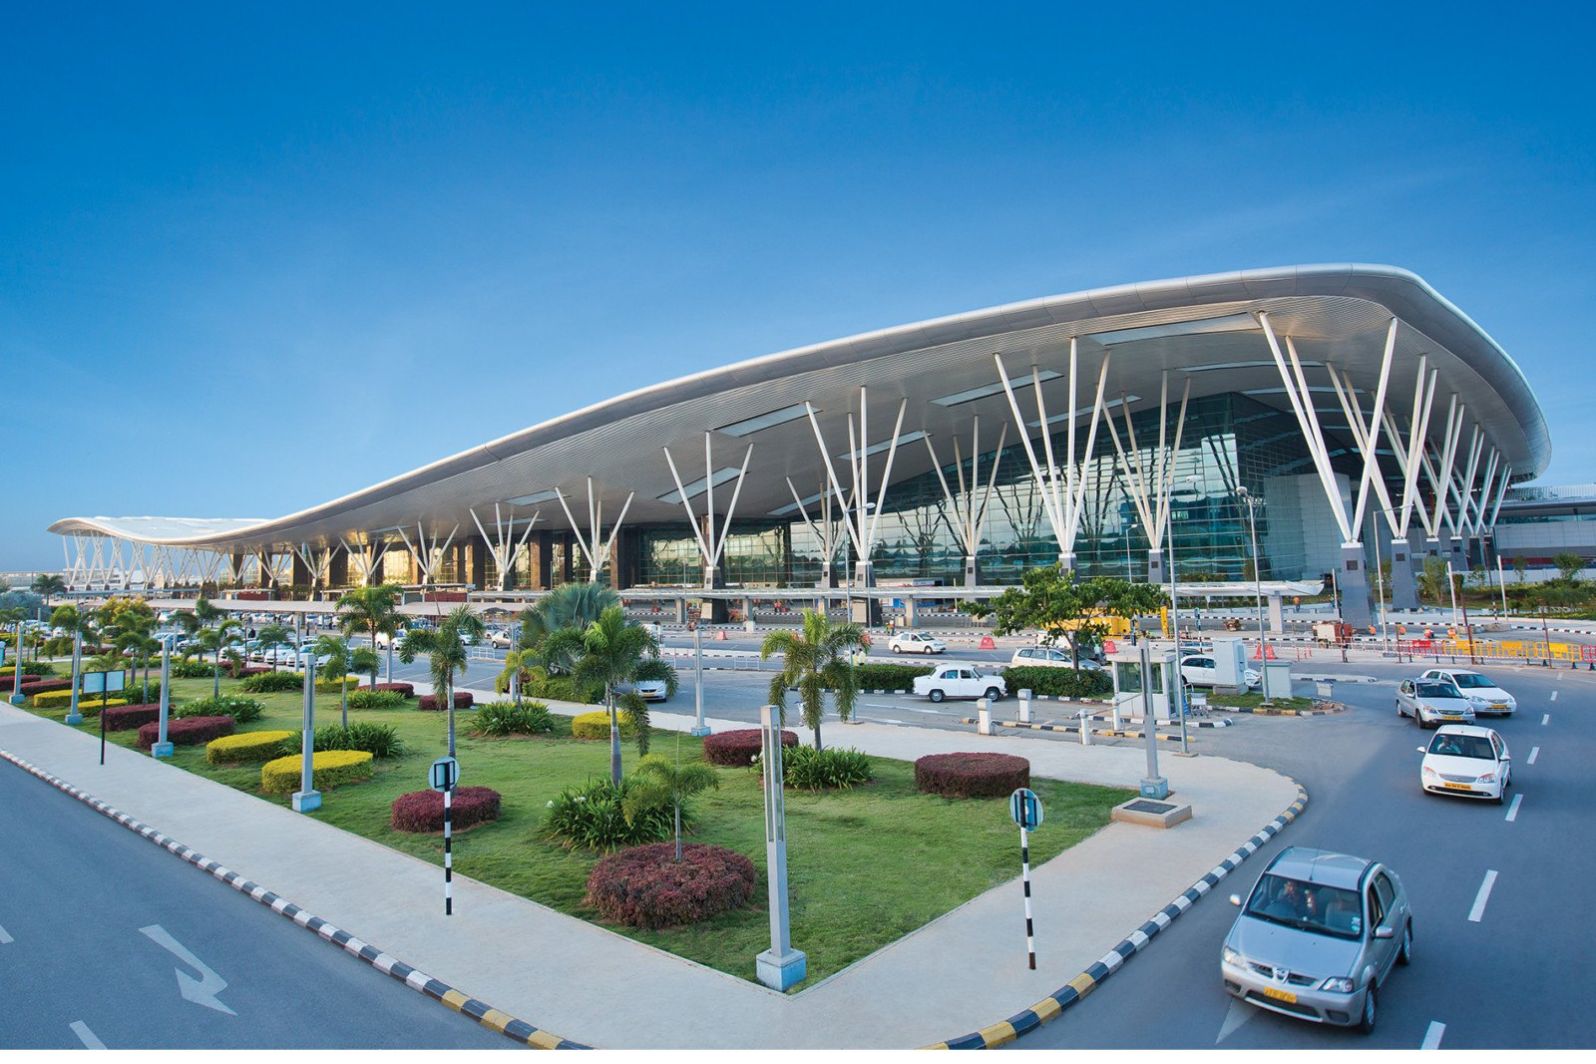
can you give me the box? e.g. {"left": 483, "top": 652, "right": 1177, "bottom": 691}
{"left": 49, "top": 263, "right": 1549, "bottom": 551}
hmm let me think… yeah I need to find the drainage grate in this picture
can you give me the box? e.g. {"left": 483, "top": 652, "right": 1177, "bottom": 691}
{"left": 1123, "top": 799, "right": 1176, "bottom": 814}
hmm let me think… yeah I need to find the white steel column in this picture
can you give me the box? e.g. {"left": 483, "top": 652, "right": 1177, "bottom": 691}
{"left": 803, "top": 389, "right": 909, "bottom": 588}
{"left": 663, "top": 435, "right": 754, "bottom": 591}
{"left": 342, "top": 536, "right": 393, "bottom": 587}
{"left": 1101, "top": 371, "right": 1190, "bottom": 584}
{"left": 469, "top": 504, "right": 541, "bottom": 591}
{"left": 397, "top": 523, "right": 460, "bottom": 587}
{"left": 786, "top": 478, "right": 841, "bottom": 589}
{"left": 923, "top": 417, "right": 1007, "bottom": 587}
{"left": 554, "top": 478, "right": 635, "bottom": 584}
{"left": 1257, "top": 312, "right": 1354, "bottom": 544}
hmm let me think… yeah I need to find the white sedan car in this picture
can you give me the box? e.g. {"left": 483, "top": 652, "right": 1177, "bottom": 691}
{"left": 1180, "top": 653, "right": 1259, "bottom": 690}
{"left": 890, "top": 631, "right": 946, "bottom": 655}
{"left": 1420, "top": 668, "right": 1516, "bottom": 717}
{"left": 912, "top": 664, "right": 1006, "bottom": 703}
{"left": 1419, "top": 725, "right": 1512, "bottom": 803}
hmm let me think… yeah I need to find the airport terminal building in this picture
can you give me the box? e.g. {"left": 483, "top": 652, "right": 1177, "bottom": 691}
{"left": 47, "top": 264, "right": 1550, "bottom": 628}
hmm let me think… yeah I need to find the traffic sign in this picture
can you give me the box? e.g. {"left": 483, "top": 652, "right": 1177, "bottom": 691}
{"left": 1009, "top": 787, "right": 1044, "bottom": 830}
{"left": 429, "top": 756, "right": 459, "bottom": 792}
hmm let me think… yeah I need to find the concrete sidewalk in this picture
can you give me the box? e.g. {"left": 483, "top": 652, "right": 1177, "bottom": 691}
{"left": 0, "top": 696, "right": 1298, "bottom": 1049}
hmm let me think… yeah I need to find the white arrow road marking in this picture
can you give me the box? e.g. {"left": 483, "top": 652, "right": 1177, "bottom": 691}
{"left": 69, "top": 1020, "right": 107, "bottom": 1049}
{"left": 139, "top": 924, "right": 237, "bottom": 1015}
{"left": 1505, "top": 794, "right": 1523, "bottom": 822}
{"left": 1468, "top": 870, "right": 1498, "bottom": 923}
{"left": 1421, "top": 1021, "right": 1446, "bottom": 1049}
{"left": 1216, "top": 997, "right": 1258, "bottom": 1043}
{"left": 1527, "top": 746, "right": 1540, "bottom": 765}
{"left": 0, "top": 924, "right": 13, "bottom": 944}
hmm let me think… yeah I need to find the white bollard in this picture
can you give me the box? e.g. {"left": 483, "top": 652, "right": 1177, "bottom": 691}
{"left": 1078, "top": 707, "right": 1092, "bottom": 746}
{"left": 1018, "top": 689, "right": 1032, "bottom": 724}
{"left": 977, "top": 697, "right": 992, "bottom": 735}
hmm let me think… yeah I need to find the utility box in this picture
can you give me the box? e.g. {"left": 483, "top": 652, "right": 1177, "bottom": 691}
{"left": 1261, "top": 660, "right": 1294, "bottom": 702}
{"left": 1208, "top": 636, "right": 1252, "bottom": 693}
{"left": 1109, "top": 643, "right": 1177, "bottom": 722}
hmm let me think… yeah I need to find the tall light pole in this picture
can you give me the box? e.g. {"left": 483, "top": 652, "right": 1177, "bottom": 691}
{"left": 1236, "top": 487, "right": 1271, "bottom": 700}
{"left": 1370, "top": 516, "right": 1390, "bottom": 653}
{"left": 292, "top": 653, "right": 321, "bottom": 813}
{"left": 1167, "top": 487, "right": 1189, "bottom": 755}
{"left": 1445, "top": 560, "right": 1460, "bottom": 628}
{"left": 1124, "top": 518, "right": 1135, "bottom": 580}
{"left": 690, "top": 623, "right": 709, "bottom": 737}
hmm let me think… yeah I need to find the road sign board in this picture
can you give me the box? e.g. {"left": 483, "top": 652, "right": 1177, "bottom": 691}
{"left": 1009, "top": 787, "right": 1043, "bottom": 830}
{"left": 429, "top": 756, "right": 459, "bottom": 792}
{"left": 81, "top": 670, "right": 126, "bottom": 695}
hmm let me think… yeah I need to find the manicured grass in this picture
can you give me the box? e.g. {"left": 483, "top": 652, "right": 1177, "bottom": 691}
{"left": 1204, "top": 692, "right": 1314, "bottom": 709}
{"left": 27, "top": 675, "right": 1131, "bottom": 987}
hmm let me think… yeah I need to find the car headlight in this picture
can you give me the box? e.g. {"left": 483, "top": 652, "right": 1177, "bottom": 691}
{"left": 1320, "top": 977, "right": 1356, "bottom": 994}
{"left": 1422, "top": 765, "right": 1438, "bottom": 778}
{"left": 1477, "top": 772, "right": 1496, "bottom": 783}
{"left": 1222, "top": 946, "right": 1242, "bottom": 967}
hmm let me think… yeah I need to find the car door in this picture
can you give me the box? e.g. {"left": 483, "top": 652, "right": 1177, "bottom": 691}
{"left": 1366, "top": 871, "right": 1400, "bottom": 980}
{"left": 955, "top": 668, "right": 978, "bottom": 697}
{"left": 1491, "top": 733, "right": 1510, "bottom": 779}
{"left": 1397, "top": 680, "right": 1415, "bottom": 716}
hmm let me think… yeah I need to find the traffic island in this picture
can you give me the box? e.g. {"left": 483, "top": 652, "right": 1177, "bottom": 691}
{"left": 1110, "top": 796, "right": 1193, "bottom": 829}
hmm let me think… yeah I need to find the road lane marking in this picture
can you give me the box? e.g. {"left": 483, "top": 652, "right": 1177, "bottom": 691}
{"left": 1505, "top": 794, "right": 1523, "bottom": 822}
{"left": 1550, "top": 691, "right": 1558, "bottom": 702}
{"left": 1468, "top": 870, "right": 1498, "bottom": 923}
{"left": 139, "top": 925, "right": 237, "bottom": 1015}
{"left": 0, "top": 924, "right": 12, "bottom": 944}
{"left": 1542, "top": 713, "right": 1551, "bottom": 725}
{"left": 69, "top": 1021, "right": 106, "bottom": 1049}
{"left": 1527, "top": 746, "right": 1539, "bottom": 765}
{"left": 1421, "top": 1021, "right": 1446, "bottom": 1050}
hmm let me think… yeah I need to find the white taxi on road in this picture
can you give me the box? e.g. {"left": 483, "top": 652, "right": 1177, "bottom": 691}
{"left": 1419, "top": 725, "right": 1512, "bottom": 803}
{"left": 912, "top": 664, "right": 1006, "bottom": 703}
{"left": 1419, "top": 668, "right": 1516, "bottom": 717}
{"left": 889, "top": 631, "right": 946, "bottom": 655}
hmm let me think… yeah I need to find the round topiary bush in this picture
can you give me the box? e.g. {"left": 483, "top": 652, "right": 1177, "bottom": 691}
{"left": 207, "top": 730, "right": 297, "bottom": 763}
{"left": 390, "top": 787, "right": 502, "bottom": 833}
{"left": 102, "top": 703, "right": 161, "bottom": 732}
{"left": 702, "top": 727, "right": 798, "bottom": 766}
{"left": 417, "top": 691, "right": 474, "bottom": 711}
{"left": 585, "top": 842, "right": 757, "bottom": 929}
{"left": 914, "top": 752, "right": 1031, "bottom": 798}
{"left": 363, "top": 682, "right": 415, "bottom": 698}
{"left": 137, "top": 715, "right": 236, "bottom": 750}
{"left": 571, "top": 710, "right": 636, "bottom": 740}
{"left": 260, "top": 749, "right": 374, "bottom": 794}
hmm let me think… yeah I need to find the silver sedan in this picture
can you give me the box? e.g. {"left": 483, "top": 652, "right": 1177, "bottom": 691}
{"left": 1395, "top": 678, "right": 1477, "bottom": 729}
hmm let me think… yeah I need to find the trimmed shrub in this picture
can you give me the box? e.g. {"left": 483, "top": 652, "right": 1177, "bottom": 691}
{"left": 523, "top": 674, "right": 602, "bottom": 704}
{"left": 468, "top": 701, "right": 554, "bottom": 737}
{"left": 0, "top": 673, "right": 41, "bottom": 692}
{"left": 780, "top": 745, "right": 874, "bottom": 790}
{"left": 315, "top": 674, "right": 361, "bottom": 693}
{"left": 169, "top": 660, "right": 216, "bottom": 679}
{"left": 312, "top": 722, "right": 405, "bottom": 759}
{"left": 174, "top": 695, "right": 264, "bottom": 723}
{"left": 914, "top": 752, "right": 1030, "bottom": 798}
{"left": 361, "top": 682, "right": 414, "bottom": 698}
{"left": 137, "top": 715, "right": 235, "bottom": 750}
{"left": 417, "top": 691, "right": 474, "bottom": 711}
{"left": 206, "top": 730, "right": 297, "bottom": 763}
{"left": 261, "top": 749, "right": 374, "bottom": 794}
{"left": 33, "top": 690, "right": 129, "bottom": 713}
{"left": 544, "top": 779, "right": 677, "bottom": 851}
{"left": 19, "top": 678, "right": 70, "bottom": 696}
{"left": 585, "top": 843, "right": 757, "bottom": 929}
{"left": 1001, "top": 664, "right": 1113, "bottom": 699}
{"left": 240, "top": 670, "right": 306, "bottom": 693}
{"left": 102, "top": 703, "right": 161, "bottom": 731}
{"left": 702, "top": 727, "right": 798, "bottom": 766}
{"left": 390, "top": 787, "right": 502, "bottom": 833}
{"left": 570, "top": 710, "right": 638, "bottom": 740}
{"left": 853, "top": 662, "right": 935, "bottom": 690}
{"left": 347, "top": 689, "right": 406, "bottom": 710}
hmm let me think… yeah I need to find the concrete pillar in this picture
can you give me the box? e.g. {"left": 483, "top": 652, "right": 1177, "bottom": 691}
{"left": 964, "top": 554, "right": 979, "bottom": 587}
{"left": 674, "top": 596, "right": 688, "bottom": 624}
{"left": 1389, "top": 535, "right": 1419, "bottom": 610}
{"left": 1147, "top": 547, "right": 1165, "bottom": 587}
{"left": 1338, "top": 543, "right": 1373, "bottom": 629}
{"left": 1267, "top": 594, "right": 1284, "bottom": 635}
{"left": 902, "top": 596, "right": 918, "bottom": 627}
{"left": 529, "top": 532, "right": 552, "bottom": 590}
{"left": 328, "top": 549, "right": 349, "bottom": 590}
{"left": 468, "top": 538, "right": 487, "bottom": 591}
{"left": 850, "top": 560, "right": 880, "bottom": 626}
{"left": 1446, "top": 532, "right": 1466, "bottom": 573}
{"left": 291, "top": 552, "right": 312, "bottom": 592}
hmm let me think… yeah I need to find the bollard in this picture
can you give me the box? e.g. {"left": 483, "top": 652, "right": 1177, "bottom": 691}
{"left": 1078, "top": 707, "right": 1091, "bottom": 746}
{"left": 1018, "top": 689, "right": 1032, "bottom": 724}
{"left": 977, "top": 697, "right": 992, "bottom": 735}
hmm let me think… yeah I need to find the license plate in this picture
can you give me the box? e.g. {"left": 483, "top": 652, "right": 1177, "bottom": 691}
{"left": 1491, "top": 703, "right": 1508, "bottom": 711}
{"left": 1442, "top": 782, "right": 1473, "bottom": 791}
{"left": 1262, "top": 986, "right": 1298, "bottom": 1004}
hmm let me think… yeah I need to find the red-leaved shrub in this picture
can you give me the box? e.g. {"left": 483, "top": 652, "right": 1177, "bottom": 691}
{"left": 20, "top": 679, "right": 71, "bottom": 696}
{"left": 364, "top": 682, "right": 415, "bottom": 698}
{"left": 238, "top": 665, "right": 270, "bottom": 677}
{"left": 914, "top": 752, "right": 1030, "bottom": 798}
{"left": 0, "top": 674, "right": 40, "bottom": 691}
{"left": 702, "top": 728, "right": 798, "bottom": 766}
{"left": 136, "top": 715, "right": 235, "bottom": 750}
{"left": 390, "top": 787, "right": 502, "bottom": 833}
{"left": 418, "top": 691, "right": 473, "bottom": 711}
{"left": 103, "top": 703, "right": 162, "bottom": 731}
{"left": 585, "top": 843, "right": 757, "bottom": 929}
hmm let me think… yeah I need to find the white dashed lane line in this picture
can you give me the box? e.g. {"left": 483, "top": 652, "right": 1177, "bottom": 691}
{"left": 0, "top": 923, "right": 12, "bottom": 944}
{"left": 1421, "top": 1021, "right": 1446, "bottom": 1050}
{"left": 1550, "top": 690, "right": 1558, "bottom": 702}
{"left": 69, "top": 1021, "right": 107, "bottom": 1050}
{"left": 1468, "top": 870, "right": 1499, "bottom": 923}
{"left": 1542, "top": 713, "right": 1551, "bottom": 725}
{"left": 1527, "top": 746, "right": 1540, "bottom": 765}
{"left": 1505, "top": 794, "right": 1523, "bottom": 822}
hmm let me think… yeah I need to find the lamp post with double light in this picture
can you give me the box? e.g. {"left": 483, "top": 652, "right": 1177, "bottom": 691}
{"left": 1236, "top": 487, "right": 1271, "bottom": 699}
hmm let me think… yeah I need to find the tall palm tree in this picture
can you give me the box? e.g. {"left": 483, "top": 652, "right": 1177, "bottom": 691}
{"left": 517, "top": 583, "right": 619, "bottom": 665}
{"left": 546, "top": 605, "right": 674, "bottom": 784}
{"left": 397, "top": 605, "right": 485, "bottom": 756}
{"left": 495, "top": 649, "right": 539, "bottom": 706}
{"left": 335, "top": 584, "right": 404, "bottom": 688}
{"left": 116, "top": 630, "right": 161, "bottom": 703}
{"left": 256, "top": 623, "right": 291, "bottom": 671}
{"left": 194, "top": 619, "right": 243, "bottom": 698}
{"left": 48, "top": 605, "right": 95, "bottom": 720}
{"left": 760, "top": 609, "right": 866, "bottom": 750}
{"left": 31, "top": 574, "right": 67, "bottom": 598}
{"left": 623, "top": 747, "right": 720, "bottom": 861}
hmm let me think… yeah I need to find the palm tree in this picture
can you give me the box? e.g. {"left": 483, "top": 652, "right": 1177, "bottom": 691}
{"left": 623, "top": 747, "right": 720, "bottom": 861}
{"left": 397, "top": 605, "right": 485, "bottom": 756}
{"left": 1417, "top": 556, "right": 1450, "bottom": 606}
{"left": 194, "top": 619, "right": 243, "bottom": 698}
{"left": 116, "top": 630, "right": 161, "bottom": 702}
{"left": 495, "top": 649, "right": 539, "bottom": 706}
{"left": 761, "top": 608, "right": 866, "bottom": 750}
{"left": 32, "top": 574, "right": 67, "bottom": 598}
{"left": 48, "top": 605, "right": 95, "bottom": 720}
{"left": 517, "top": 583, "right": 619, "bottom": 667}
{"left": 335, "top": 584, "right": 404, "bottom": 688}
{"left": 255, "top": 623, "right": 291, "bottom": 671}
{"left": 546, "top": 605, "right": 674, "bottom": 784}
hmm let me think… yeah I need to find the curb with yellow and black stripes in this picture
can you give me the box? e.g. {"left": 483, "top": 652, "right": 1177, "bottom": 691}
{"left": 926, "top": 783, "right": 1310, "bottom": 1049}
{"left": 0, "top": 748, "right": 588, "bottom": 1050}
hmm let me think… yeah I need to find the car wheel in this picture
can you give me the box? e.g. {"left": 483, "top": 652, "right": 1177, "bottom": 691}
{"left": 1358, "top": 984, "right": 1377, "bottom": 1034}
{"left": 1396, "top": 701, "right": 1404, "bottom": 718}
{"left": 891, "top": 645, "right": 901, "bottom": 654}
{"left": 1398, "top": 922, "right": 1413, "bottom": 966}
{"left": 985, "top": 687, "right": 1002, "bottom": 702}
{"left": 928, "top": 689, "right": 945, "bottom": 703}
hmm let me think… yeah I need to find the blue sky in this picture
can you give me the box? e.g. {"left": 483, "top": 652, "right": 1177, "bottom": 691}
{"left": 3, "top": 3, "right": 1591, "bottom": 569}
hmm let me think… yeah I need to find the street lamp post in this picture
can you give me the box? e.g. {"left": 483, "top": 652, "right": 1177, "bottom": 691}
{"left": 1236, "top": 487, "right": 1271, "bottom": 700}
{"left": 690, "top": 623, "right": 709, "bottom": 737}
{"left": 1166, "top": 490, "right": 1189, "bottom": 755}
{"left": 8, "top": 622, "right": 26, "bottom": 706}
{"left": 292, "top": 654, "right": 321, "bottom": 813}
{"left": 152, "top": 635, "right": 174, "bottom": 758}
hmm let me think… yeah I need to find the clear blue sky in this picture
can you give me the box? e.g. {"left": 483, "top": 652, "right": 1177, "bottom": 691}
{"left": 3, "top": 3, "right": 1591, "bottom": 570}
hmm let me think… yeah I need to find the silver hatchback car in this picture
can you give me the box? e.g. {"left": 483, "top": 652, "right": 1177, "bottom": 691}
{"left": 1221, "top": 847, "right": 1412, "bottom": 1032}
{"left": 1396, "top": 677, "right": 1477, "bottom": 728}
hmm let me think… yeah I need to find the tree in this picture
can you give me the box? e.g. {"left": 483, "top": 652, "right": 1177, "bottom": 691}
{"left": 256, "top": 623, "right": 291, "bottom": 671}
{"left": 194, "top": 619, "right": 243, "bottom": 698}
{"left": 31, "top": 574, "right": 67, "bottom": 598}
{"left": 1417, "top": 556, "right": 1451, "bottom": 606}
{"left": 517, "top": 583, "right": 620, "bottom": 669}
{"left": 623, "top": 749, "right": 720, "bottom": 861}
{"left": 760, "top": 609, "right": 866, "bottom": 751}
{"left": 1553, "top": 551, "right": 1585, "bottom": 584}
{"left": 967, "top": 566, "right": 1167, "bottom": 668}
{"left": 116, "top": 630, "right": 161, "bottom": 702}
{"left": 48, "top": 605, "right": 96, "bottom": 716}
{"left": 495, "top": 649, "right": 539, "bottom": 705}
{"left": 335, "top": 585, "right": 404, "bottom": 687}
{"left": 397, "top": 605, "right": 485, "bottom": 757}
{"left": 545, "top": 605, "right": 671, "bottom": 783}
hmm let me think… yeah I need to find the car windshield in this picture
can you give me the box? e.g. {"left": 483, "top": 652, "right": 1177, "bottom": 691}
{"left": 1450, "top": 673, "right": 1494, "bottom": 689}
{"left": 1415, "top": 681, "right": 1460, "bottom": 699}
{"left": 1429, "top": 734, "right": 1496, "bottom": 759}
{"left": 1245, "top": 873, "right": 1363, "bottom": 940}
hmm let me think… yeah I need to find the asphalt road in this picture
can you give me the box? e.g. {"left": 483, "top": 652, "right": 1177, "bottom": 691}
{"left": 0, "top": 764, "right": 510, "bottom": 1050}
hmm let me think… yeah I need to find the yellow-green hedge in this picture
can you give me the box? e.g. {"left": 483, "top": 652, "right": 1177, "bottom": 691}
{"left": 207, "top": 730, "right": 297, "bottom": 764}
{"left": 315, "top": 674, "right": 362, "bottom": 692}
{"left": 571, "top": 710, "right": 637, "bottom": 740}
{"left": 260, "top": 750, "right": 374, "bottom": 794}
{"left": 34, "top": 691, "right": 128, "bottom": 712}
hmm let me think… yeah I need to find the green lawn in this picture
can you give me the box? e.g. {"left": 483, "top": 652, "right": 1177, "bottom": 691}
{"left": 28, "top": 675, "right": 1131, "bottom": 987}
{"left": 1204, "top": 692, "right": 1314, "bottom": 709}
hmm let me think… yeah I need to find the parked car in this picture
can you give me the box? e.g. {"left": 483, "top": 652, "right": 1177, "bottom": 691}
{"left": 374, "top": 629, "right": 409, "bottom": 648}
{"left": 889, "top": 631, "right": 946, "bottom": 655}
{"left": 1395, "top": 678, "right": 1476, "bottom": 728}
{"left": 618, "top": 679, "right": 669, "bottom": 702}
{"left": 260, "top": 643, "right": 299, "bottom": 665}
{"left": 912, "top": 664, "right": 1006, "bottom": 703}
{"left": 1180, "top": 653, "right": 1260, "bottom": 690}
{"left": 1011, "top": 646, "right": 1100, "bottom": 670}
{"left": 1221, "top": 846, "right": 1412, "bottom": 1032}
{"left": 485, "top": 628, "right": 513, "bottom": 649}
{"left": 1419, "top": 725, "right": 1512, "bottom": 802}
{"left": 1419, "top": 668, "right": 1516, "bottom": 716}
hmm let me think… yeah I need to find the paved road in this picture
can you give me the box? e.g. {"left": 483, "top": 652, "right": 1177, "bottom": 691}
{"left": 1009, "top": 659, "right": 1594, "bottom": 1049}
{"left": 0, "top": 764, "right": 509, "bottom": 1050}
